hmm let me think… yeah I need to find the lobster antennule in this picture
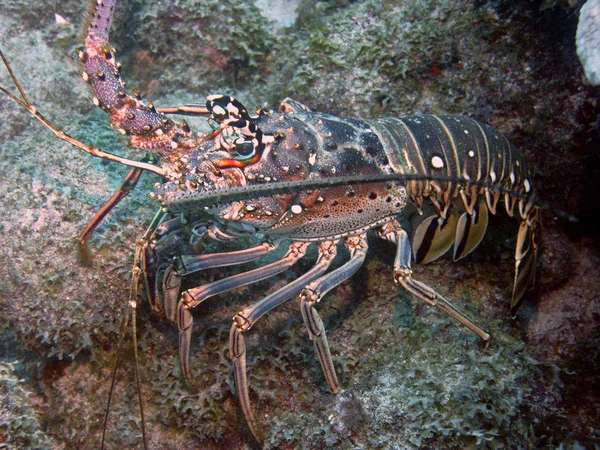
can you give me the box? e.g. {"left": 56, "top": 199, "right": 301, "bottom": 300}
{"left": 0, "top": 49, "right": 167, "bottom": 176}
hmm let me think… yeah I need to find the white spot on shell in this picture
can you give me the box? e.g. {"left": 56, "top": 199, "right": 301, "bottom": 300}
{"left": 468, "top": 150, "right": 475, "bottom": 158}
{"left": 308, "top": 153, "right": 317, "bottom": 166}
{"left": 92, "top": 97, "right": 100, "bottom": 106}
{"left": 490, "top": 169, "right": 497, "bottom": 182}
{"left": 431, "top": 156, "right": 444, "bottom": 169}
{"left": 226, "top": 103, "right": 240, "bottom": 115}
{"left": 524, "top": 179, "right": 531, "bottom": 192}
{"left": 510, "top": 171, "right": 515, "bottom": 184}
{"left": 463, "top": 129, "right": 469, "bottom": 135}
{"left": 291, "top": 204, "right": 303, "bottom": 214}
{"left": 212, "top": 105, "right": 226, "bottom": 116}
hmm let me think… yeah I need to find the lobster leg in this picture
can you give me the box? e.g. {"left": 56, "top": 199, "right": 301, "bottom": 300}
{"left": 162, "top": 240, "right": 281, "bottom": 323}
{"left": 77, "top": 165, "right": 145, "bottom": 265}
{"left": 299, "top": 234, "right": 368, "bottom": 394}
{"left": 178, "top": 241, "right": 306, "bottom": 380}
{"left": 379, "top": 220, "right": 490, "bottom": 344}
{"left": 142, "top": 215, "right": 213, "bottom": 316}
{"left": 229, "top": 241, "right": 338, "bottom": 443}
{"left": 160, "top": 265, "right": 182, "bottom": 322}
{"left": 141, "top": 216, "right": 192, "bottom": 315}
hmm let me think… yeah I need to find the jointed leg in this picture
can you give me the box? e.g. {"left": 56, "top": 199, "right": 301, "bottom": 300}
{"left": 146, "top": 219, "right": 266, "bottom": 319}
{"left": 141, "top": 215, "right": 214, "bottom": 316}
{"left": 162, "top": 240, "right": 282, "bottom": 323}
{"left": 378, "top": 220, "right": 490, "bottom": 344}
{"left": 299, "top": 234, "right": 368, "bottom": 394}
{"left": 77, "top": 165, "right": 147, "bottom": 265}
{"left": 229, "top": 240, "right": 338, "bottom": 443}
{"left": 177, "top": 241, "right": 302, "bottom": 380}
{"left": 142, "top": 216, "right": 190, "bottom": 316}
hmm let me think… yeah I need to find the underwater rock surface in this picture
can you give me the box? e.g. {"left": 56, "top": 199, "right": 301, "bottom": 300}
{"left": 0, "top": 0, "right": 598, "bottom": 448}
{"left": 577, "top": 0, "right": 600, "bottom": 85}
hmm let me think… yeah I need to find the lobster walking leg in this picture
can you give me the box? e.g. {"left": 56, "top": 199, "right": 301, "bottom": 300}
{"left": 177, "top": 241, "right": 303, "bottom": 379}
{"left": 379, "top": 220, "right": 490, "bottom": 344}
{"left": 142, "top": 216, "right": 196, "bottom": 315}
{"left": 229, "top": 241, "right": 338, "bottom": 442}
{"left": 77, "top": 165, "right": 145, "bottom": 265}
{"left": 299, "top": 234, "right": 369, "bottom": 394}
{"left": 162, "top": 241, "right": 281, "bottom": 322}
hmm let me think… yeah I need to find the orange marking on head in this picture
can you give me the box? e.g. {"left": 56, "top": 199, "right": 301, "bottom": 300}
{"left": 215, "top": 154, "right": 261, "bottom": 168}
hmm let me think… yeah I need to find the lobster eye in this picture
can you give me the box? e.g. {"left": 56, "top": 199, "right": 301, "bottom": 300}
{"left": 234, "top": 141, "right": 256, "bottom": 159}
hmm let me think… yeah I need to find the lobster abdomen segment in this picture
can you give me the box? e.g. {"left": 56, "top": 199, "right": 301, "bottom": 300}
{"left": 369, "top": 114, "right": 534, "bottom": 216}
{"left": 367, "top": 114, "right": 538, "bottom": 311}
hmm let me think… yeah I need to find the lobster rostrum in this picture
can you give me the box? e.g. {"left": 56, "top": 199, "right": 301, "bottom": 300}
{"left": 0, "top": 0, "right": 540, "bottom": 445}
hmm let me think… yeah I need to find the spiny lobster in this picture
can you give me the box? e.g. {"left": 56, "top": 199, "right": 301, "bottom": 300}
{"left": 0, "top": 0, "right": 540, "bottom": 446}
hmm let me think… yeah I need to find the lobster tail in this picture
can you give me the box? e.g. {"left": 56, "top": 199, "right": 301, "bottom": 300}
{"left": 367, "top": 114, "right": 539, "bottom": 313}
{"left": 511, "top": 205, "right": 540, "bottom": 314}
{"left": 79, "top": 0, "right": 193, "bottom": 156}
